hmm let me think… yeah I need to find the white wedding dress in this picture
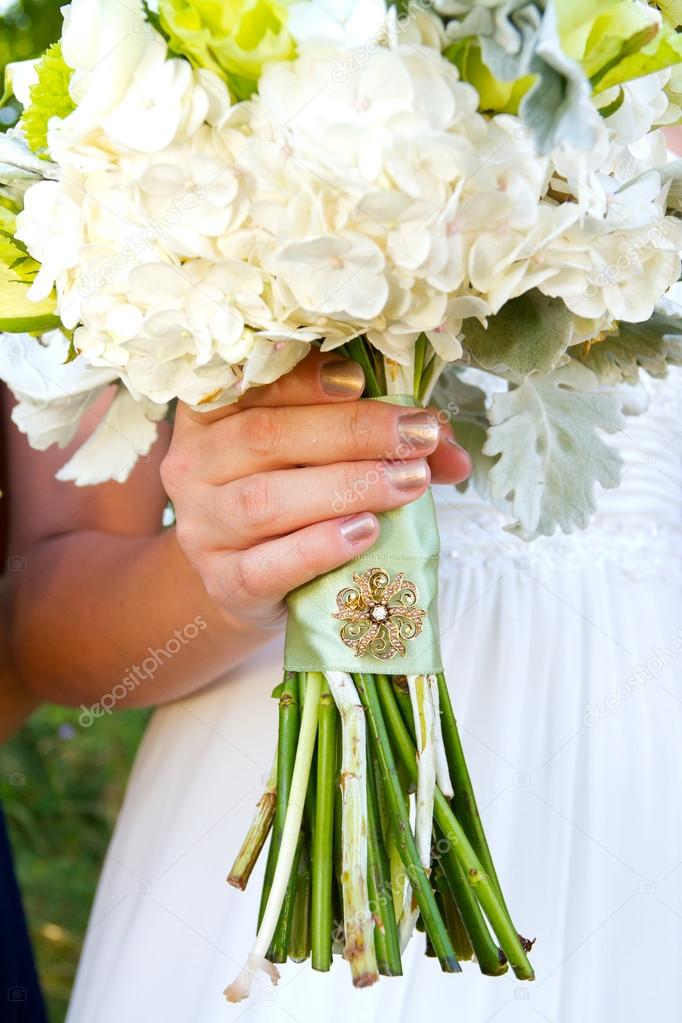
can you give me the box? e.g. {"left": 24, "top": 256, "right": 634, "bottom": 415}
{"left": 67, "top": 371, "right": 682, "bottom": 1023}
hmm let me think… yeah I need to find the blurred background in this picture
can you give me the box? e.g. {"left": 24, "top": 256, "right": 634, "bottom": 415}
{"left": 1, "top": 11, "right": 149, "bottom": 1022}
{"left": 0, "top": 0, "right": 63, "bottom": 124}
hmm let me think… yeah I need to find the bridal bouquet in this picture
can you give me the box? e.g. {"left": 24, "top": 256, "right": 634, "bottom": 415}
{"left": 2, "top": 0, "right": 682, "bottom": 999}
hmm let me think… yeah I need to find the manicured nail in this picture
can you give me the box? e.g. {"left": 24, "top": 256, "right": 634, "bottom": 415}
{"left": 339, "top": 512, "right": 377, "bottom": 544}
{"left": 320, "top": 359, "right": 365, "bottom": 397}
{"left": 445, "top": 435, "right": 470, "bottom": 457}
{"left": 397, "top": 411, "right": 439, "bottom": 451}
{"left": 385, "top": 460, "right": 429, "bottom": 491}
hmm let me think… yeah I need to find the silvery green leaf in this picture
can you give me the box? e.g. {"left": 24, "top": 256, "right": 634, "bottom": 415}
{"left": 480, "top": 2, "right": 543, "bottom": 82}
{"left": 432, "top": 367, "right": 495, "bottom": 497}
{"left": 521, "top": 2, "right": 599, "bottom": 152}
{"left": 575, "top": 314, "right": 682, "bottom": 386}
{"left": 454, "top": 420, "right": 497, "bottom": 497}
{"left": 483, "top": 361, "right": 625, "bottom": 538}
{"left": 439, "top": 0, "right": 541, "bottom": 79}
{"left": 432, "top": 366, "right": 489, "bottom": 423}
{"left": 440, "top": 1, "right": 598, "bottom": 152}
{"left": 461, "top": 290, "right": 575, "bottom": 378}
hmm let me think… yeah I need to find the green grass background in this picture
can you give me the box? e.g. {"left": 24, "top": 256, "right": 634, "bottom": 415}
{"left": 1, "top": 707, "right": 149, "bottom": 1022}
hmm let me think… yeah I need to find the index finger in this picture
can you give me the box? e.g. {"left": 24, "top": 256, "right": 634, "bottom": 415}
{"left": 184, "top": 349, "right": 365, "bottom": 424}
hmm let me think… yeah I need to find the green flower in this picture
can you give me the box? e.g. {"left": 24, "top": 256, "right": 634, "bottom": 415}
{"left": 556, "top": 0, "right": 682, "bottom": 93}
{"left": 18, "top": 43, "right": 75, "bottom": 156}
{"left": 0, "top": 208, "right": 60, "bottom": 334}
{"left": 445, "top": 38, "right": 533, "bottom": 115}
{"left": 158, "top": 0, "right": 297, "bottom": 99}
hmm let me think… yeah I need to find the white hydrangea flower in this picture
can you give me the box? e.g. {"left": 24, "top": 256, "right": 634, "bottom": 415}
{"left": 288, "top": 0, "right": 390, "bottom": 49}
{"left": 537, "top": 173, "right": 682, "bottom": 323}
{"left": 0, "top": 330, "right": 167, "bottom": 485}
{"left": 7, "top": 0, "right": 679, "bottom": 474}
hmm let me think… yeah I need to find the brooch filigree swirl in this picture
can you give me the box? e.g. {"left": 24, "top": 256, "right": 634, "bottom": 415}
{"left": 332, "top": 566, "right": 426, "bottom": 660}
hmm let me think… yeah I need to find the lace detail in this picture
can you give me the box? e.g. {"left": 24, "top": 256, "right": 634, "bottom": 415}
{"left": 436, "top": 508, "right": 682, "bottom": 582}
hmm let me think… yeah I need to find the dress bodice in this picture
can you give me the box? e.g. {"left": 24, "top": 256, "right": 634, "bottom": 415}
{"left": 434, "top": 369, "right": 682, "bottom": 581}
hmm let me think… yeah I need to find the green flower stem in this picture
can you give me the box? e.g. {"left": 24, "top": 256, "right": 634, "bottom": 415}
{"left": 227, "top": 753, "right": 277, "bottom": 891}
{"left": 225, "top": 673, "right": 321, "bottom": 1003}
{"left": 398, "top": 674, "right": 437, "bottom": 949}
{"left": 366, "top": 738, "right": 402, "bottom": 976}
{"left": 376, "top": 674, "right": 534, "bottom": 981}
{"left": 311, "top": 676, "right": 338, "bottom": 972}
{"left": 332, "top": 723, "right": 345, "bottom": 954}
{"left": 258, "top": 672, "right": 299, "bottom": 931}
{"left": 407, "top": 675, "right": 437, "bottom": 869}
{"left": 377, "top": 675, "right": 502, "bottom": 973}
{"left": 428, "top": 674, "right": 454, "bottom": 798}
{"left": 326, "top": 672, "right": 379, "bottom": 989}
{"left": 435, "top": 673, "right": 506, "bottom": 904}
{"left": 434, "top": 827, "right": 502, "bottom": 974}
{"left": 353, "top": 673, "right": 460, "bottom": 974}
{"left": 346, "top": 338, "right": 382, "bottom": 397}
{"left": 289, "top": 837, "right": 312, "bottom": 963}
{"left": 268, "top": 672, "right": 302, "bottom": 961}
{"left": 388, "top": 675, "right": 417, "bottom": 744}
{"left": 413, "top": 333, "right": 427, "bottom": 395}
{"left": 433, "top": 861, "right": 474, "bottom": 962}
{"left": 434, "top": 788, "right": 534, "bottom": 979}
{"left": 418, "top": 354, "right": 446, "bottom": 404}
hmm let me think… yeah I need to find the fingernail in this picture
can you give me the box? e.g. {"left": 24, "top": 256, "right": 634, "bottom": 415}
{"left": 339, "top": 512, "right": 377, "bottom": 544}
{"left": 445, "top": 435, "right": 470, "bottom": 457}
{"left": 320, "top": 359, "right": 365, "bottom": 397}
{"left": 397, "top": 411, "right": 439, "bottom": 451}
{"left": 385, "top": 460, "right": 429, "bottom": 491}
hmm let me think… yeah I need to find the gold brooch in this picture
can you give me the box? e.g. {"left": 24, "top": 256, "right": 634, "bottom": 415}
{"left": 332, "top": 567, "right": 426, "bottom": 660}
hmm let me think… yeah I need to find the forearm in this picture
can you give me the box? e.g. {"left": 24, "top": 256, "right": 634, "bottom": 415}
{"left": 0, "top": 672, "right": 40, "bottom": 741}
{"left": 10, "top": 527, "right": 278, "bottom": 709}
{"left": 0, "top": 578, "right": 40, "bottom": 740}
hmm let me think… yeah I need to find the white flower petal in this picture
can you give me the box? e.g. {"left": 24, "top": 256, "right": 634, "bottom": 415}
{"left": 56, "top": 387, "right": 167, "bottom": 486}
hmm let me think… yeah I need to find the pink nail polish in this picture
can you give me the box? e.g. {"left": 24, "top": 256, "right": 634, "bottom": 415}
{"left": 385, "top": 460, "right": 429, "bottom": 491}
{"left": 339, "top": 513, "right": 377, "bottom": 544}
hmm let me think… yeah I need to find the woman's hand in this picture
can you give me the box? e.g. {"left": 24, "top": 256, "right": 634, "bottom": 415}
{"left": 161, "top": 352, "right": 471, "bottom": 629}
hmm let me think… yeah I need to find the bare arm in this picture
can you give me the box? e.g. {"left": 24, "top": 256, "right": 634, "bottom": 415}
{"left": 0, "top": 576, "right": 40, "bottom": 740}
{"left": 3, "top": 388, "right": 271, "bottom": 709}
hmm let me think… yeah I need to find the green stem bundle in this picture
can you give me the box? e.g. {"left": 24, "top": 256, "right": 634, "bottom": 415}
{"left": 311, "top": 676, "right": 337, "bottom": 972}
{"left": 226, "top": 343, "right": 534, "bottom": 1001}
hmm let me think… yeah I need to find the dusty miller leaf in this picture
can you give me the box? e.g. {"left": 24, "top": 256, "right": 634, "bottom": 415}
{"left": 432, "top": 368, "right": 494, "bottom": 496}
{"left": 576, "top": 314, "right": 682, "bottom": 386}
{"left": 461, "top": 290, "right": 575, "bottom": 378}
{"left": 483, "top": 362, "right": 625, "bottom": 538}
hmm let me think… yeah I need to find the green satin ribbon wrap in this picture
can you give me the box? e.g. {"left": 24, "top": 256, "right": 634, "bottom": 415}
{"left": 284, "top": 397, "right": 443, "bottom": 675}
